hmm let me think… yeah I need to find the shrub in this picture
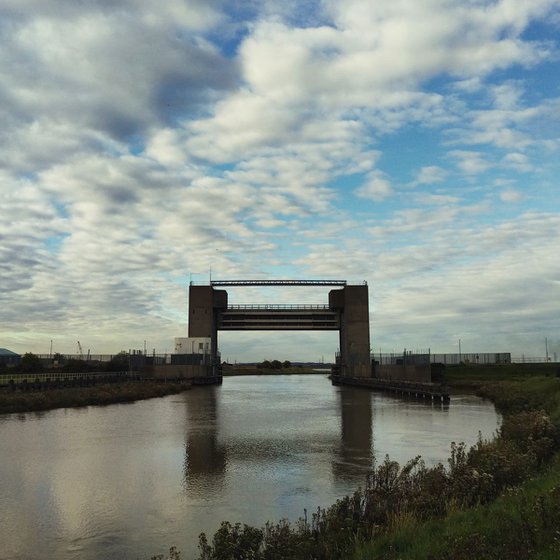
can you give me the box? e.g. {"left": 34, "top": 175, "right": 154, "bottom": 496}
{"left": 198, "top": 522, "right": 263, "bottom": 560}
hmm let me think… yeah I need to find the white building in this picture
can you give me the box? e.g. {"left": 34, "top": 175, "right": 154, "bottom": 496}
{"left": 174, "top": 337, "right": 211, "bottom": 355}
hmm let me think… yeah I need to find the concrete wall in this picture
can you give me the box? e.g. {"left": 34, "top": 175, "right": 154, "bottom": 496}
{"left": 188, "top": 286, "right": 216, "bottom": 339}
{"left": 147, "top": 364, "right": 212, "bottom": 379}
{"left": 331, "top": 285, "right": 371, "bottom": 378}
{"left": 175, "top": 337, "right": 210, "bottom": 354}
{"left": 188, "top": 286, "right": 228, "bottom": 361}
{"left": 374, "top": 364, "right": 432, "bottom": 383}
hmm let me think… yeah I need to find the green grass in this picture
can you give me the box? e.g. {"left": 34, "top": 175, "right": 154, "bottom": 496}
{"left": 0, "top": 381, "right": 192, "bottom": 414}
{"left": 445, "top": 363, "right": 560, "bottom": 388}
{"left": 353, "top": 455, "right": 560, "bottom": 560}
{"left": 446, "top": 364, "right": 560, "bottom": 425}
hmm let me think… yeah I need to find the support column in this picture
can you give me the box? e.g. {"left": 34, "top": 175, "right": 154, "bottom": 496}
{"left": 330, "top": 285, "right": 371, "bottom": 378}
{"left": 188, "top": 285, "right": 227, "bottom": 370}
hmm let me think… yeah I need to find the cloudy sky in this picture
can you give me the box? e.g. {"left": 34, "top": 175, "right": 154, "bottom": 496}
{"left": 1, "top": 0, "right": 559, "bottom": 362}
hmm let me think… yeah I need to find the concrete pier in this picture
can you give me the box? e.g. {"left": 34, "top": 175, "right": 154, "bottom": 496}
{"left": 332, "top": 375, "right": 450, "bottom": 403}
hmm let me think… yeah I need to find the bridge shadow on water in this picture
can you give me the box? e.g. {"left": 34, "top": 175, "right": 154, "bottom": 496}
{"left": 182, "top": 387, "right": 227, "bottom": 496}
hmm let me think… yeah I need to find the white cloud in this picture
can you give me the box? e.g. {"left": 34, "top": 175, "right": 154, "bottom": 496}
{"left": 0, "top": 2, "right": 236, "bottom": 162}
{"left": 297, "top": 210, "right": 560, "bottom": 353}
{"left": 355, "top": 172, "right": 394, "bottom": 201}
{"left": 502, "top": 152, "right": 534, "bottom": 172}
{"left": 183, "top": 0, "right": 558, "bottom": 164}
{"left": 491, "top": 81, "right": 524, "bottom": 110}
{"left": 449, "top": 150, "right": 493, "bottom": 174}
{"left": 414, "top": 193, "right": 461, "bottom": 205}
{"left": 414, "top": 165, "right": 448, "bottom": 185}
{"left": 452, "top": 76, "right": 483, "bottom": 93}
{"left": 500, "top": 189, "right": 524, "bottom": 202}
{"left": 446, "top": 93, "right": 560, "bottom": 155}
{"left": 0, "top": 0, "right": 558, "bottom": 359}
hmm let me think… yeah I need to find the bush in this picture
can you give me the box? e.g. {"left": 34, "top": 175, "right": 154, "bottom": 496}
{"left": 19, "top": 352, "right": 44, "bottom": 373}
{"left": 199, "top": 522, "right": 263, "bottom": 560}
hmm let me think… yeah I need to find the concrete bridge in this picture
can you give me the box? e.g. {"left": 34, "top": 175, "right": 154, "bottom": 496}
{"left": 188, "top": 280, "right": 371, "bottom": 378}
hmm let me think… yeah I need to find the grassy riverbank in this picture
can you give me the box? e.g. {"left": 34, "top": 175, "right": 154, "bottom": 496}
{"left": 446, "top": 363, "right": 560, "bottom": 425}
{"left": 351, "top": 364, "right": 560, "bottom": 560}
{"left": 0, "top": 381, "right": 192, "bottom": 415}
{"left": 178, "top": 363, "right": 560, "bottom": 560}
{"left": 353, "top": 454, "right": 560, "bottom": 560}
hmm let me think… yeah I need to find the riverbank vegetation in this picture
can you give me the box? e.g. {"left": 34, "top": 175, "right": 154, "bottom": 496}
{"left": 0, "top": 381, "right": 192, "bottom": 415}
{"left": 163, "top": 363, "right": 560, "bottom": 560}
{"left": 3, "top": 351, "right": 131, "bottom": 373}
{"left": 222, "top": 362, "right": 320, "bottom": 376}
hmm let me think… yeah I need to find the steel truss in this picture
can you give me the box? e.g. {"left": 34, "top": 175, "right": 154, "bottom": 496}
{"left": 209, "top": 280, "right": 348, "bottom": 286}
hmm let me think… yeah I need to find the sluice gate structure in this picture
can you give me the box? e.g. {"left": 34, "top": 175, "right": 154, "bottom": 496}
{"left": 188, "top": 280, "right": 371, "bottom": 379}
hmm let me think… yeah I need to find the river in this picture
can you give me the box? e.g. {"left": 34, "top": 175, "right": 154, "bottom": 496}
{"left": 0, "top": 374, "right": 499, "bottom": 560}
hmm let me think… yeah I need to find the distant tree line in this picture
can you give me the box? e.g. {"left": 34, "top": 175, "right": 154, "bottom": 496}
{"left": 7, "top": 352, "right": 130, "bottom": 374}
{"left": 258, "top": 360, "right": 292, "bottom": 370}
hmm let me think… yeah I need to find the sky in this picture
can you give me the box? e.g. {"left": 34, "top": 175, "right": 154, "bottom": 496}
{"left": 1, "top": 0, "right": 559, "bottom": 362}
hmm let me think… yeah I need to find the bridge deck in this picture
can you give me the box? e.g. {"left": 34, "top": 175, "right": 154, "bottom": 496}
{"left": 208, "top": 280, "right": 348, "bottom": 286}
{"left": 227, "top": 304, "right": 331, "bottom": 310}
{"left": 218, "top": 305, "right": 340, "bottom": 330}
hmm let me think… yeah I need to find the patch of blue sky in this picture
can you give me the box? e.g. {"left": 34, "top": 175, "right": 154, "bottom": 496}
{"left": 376, "top": 129, "right": 446, "bottom": 183}
{"left": 323, "top": 174, "right": 405, "bottom": 217}
{"left": 215, "top": 3, "right": 260, "bottom": 49}
{"left": 514, "top": 187, "right": 560, "bottom": 215}
{"left": 126, "top": 134, "right": 145, "bottom": 156}
{"left": 325, "top": 170, "right": 362, "bottom": 191}
{"left": 459, "top": 191, "right": 540, "bottom": 233}
{"left": 159, "top": 271, "right": 189, "bottom": 285}
{"left": 519, "top": 63, "right": 560, "bottom": 102}
{"left": 281, "top": 0, "right": 332, "bottom": 29}
{"left": 207, "top": 24, "right": 249, "bottom": 59}
{"left": 211, "top": 0, "right": 329, "bottom": 59}
{"left": 52, "top": 200, "right": 69, "bottom": 219}
{"left": 423, "top": 74, "right": 461, "bottom": 97}
{"left": 345, "top": 196, "right": 404, "bottom": 220}
{"left": 44, "top": 234, "right": 69, "bottom": 254}
{"left": 17, "top": 171, "right": 38, "bottom": 182}
{"left": 521, "top": 18, "right": 560, "bottom": 43}
{"left": 214, "top": 162, "right": 237, "bottom": 174}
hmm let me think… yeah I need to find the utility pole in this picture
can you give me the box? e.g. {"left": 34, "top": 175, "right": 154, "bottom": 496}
{"left": 545, "top": 337, "right": 549, "bottom": 362}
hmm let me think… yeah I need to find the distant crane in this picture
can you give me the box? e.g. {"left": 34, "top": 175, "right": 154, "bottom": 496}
{"left": 77, "top": 341, "right": 84, "bottom": 360}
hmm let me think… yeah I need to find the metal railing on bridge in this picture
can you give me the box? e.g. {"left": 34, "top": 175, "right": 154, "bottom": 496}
{"left": 226, "top": 304, "right": 331, "bottom": 310}
{"left": 208, "top": 279, "right": 349, "bottom": 286}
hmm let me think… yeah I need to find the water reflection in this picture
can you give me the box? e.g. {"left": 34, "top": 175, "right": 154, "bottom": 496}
{"left": 333, "top": 386, "right": 373, "bottom": 485}
{"left": 0, "top": 375, "right": 499, "bottom": 560}
{"left": 333, "top": 387, "right": 453, "bottom": 486}
{"left": 183, "top": 386, "right": 226, "bottom": 495}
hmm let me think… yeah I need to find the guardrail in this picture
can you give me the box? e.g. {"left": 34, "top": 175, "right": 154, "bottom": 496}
{"left": 0, "top": 371, "right": 134, "bottom": 387}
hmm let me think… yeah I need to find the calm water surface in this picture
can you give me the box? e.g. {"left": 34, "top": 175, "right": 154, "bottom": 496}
{"left": 0, "top": 375, "right": 500, "bottom": 560}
